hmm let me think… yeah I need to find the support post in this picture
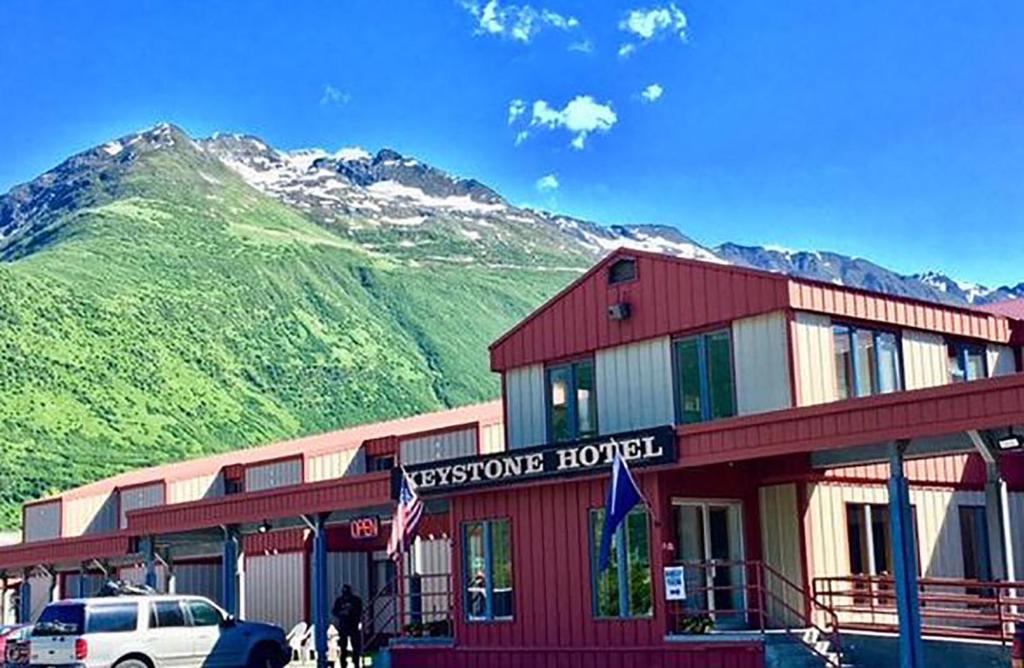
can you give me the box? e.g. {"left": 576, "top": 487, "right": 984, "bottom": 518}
{"left": 141, "top": 536, "right": 158, "bottom": 590}
{"left": 889, "top": 441, "right": 925, "bottom": 668}
{"left": 222, "top": 527, "right": 241, "bottom": 617}
{"left": 311, "top": 515, "right": 330, "bottom": 668}
{"left": 77, "top": 563, "right": 88, "bottom": 598}
{"left": 0, "top": 574, "right": 7, "bottom": 625}
{"left": 18, "top": 571, "right": 31, "bottom": 623}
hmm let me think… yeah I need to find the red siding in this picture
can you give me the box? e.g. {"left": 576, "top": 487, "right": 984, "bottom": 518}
{"left": 0, "top": 533, "right": 130, "bottom": 570}
{"left": 363, "top": 435, "right": 400, "bottom": 457}
{"left": 244, "top": 528, "right": 308, "bottom": 554}
{"left": 389, "top": 643, "right": 764, "bottom": 668}
{"left": 678, "top": 372, "right": 1024, "bottom": 467}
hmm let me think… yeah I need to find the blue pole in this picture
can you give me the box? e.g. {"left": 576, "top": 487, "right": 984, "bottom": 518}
{"left": 222, "top": 528, "right": 240, "bottom": 617}
{"left": 141, "top": 537, "right": 158, "bottom": 590}
{"left": 18, "top": 573, "right": 31, "bottom": 623}
{"left": 77, "top": 565, "right": 87, "bottom": 598}
{"left": 889, "top": 442, "right": 925, "bottom": 668}
{"left": 312, "top": 515, "right": 329, "bottom": 668}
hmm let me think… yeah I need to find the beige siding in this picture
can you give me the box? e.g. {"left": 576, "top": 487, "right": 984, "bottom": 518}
{"left": 24, "top": 501, "right": 62, "bottom": 543}
{"left": 902, "top": 330, "right": 949, "bottom": 390}
{"left": 175, "top": 562, "right": 223, "bottom": 606}
{"left": 63, "top": 494, "right": 118, "bottom": 537}
{"left": 328, "top": 552, "right": 370, "bottom": 602}
{"left": 306, "top": 449, "right": 365, "bottom": 483}
{"left": 245, "top": 552, "right": 305, "bottom": 631}
{"left": 403, "top": 538, "right": 451, "bottom": 624}
{"left": 479, "top": 422, "right": 505, "bottom": 455}
{"left": 595, "top": 337, "right": 674, "bottom": 434}
{"left": 62, "top": 573, "right": 106, "bottom": 599}
{"left": 401, "top": 427, "right": 477, "bottom": 466}
{"left": 119, "top": 483, "right": 165, "bottom": 529}
{"left": 506, "top": 364, "right": 546, "bottom": 449}
{"left": 988, "top": 344, "right": 1016, "bottom": 377}
{"left": 806, "top": 482, "right": 986, "bottom": 580}
{"left": 792, "top": 312, "right": 837, "bottom": 406}
{"left": 759, "top": 484, "right": 804, "bottom": 625}
{"left": 245, "top": 458, "right": 303, "bottom": 493}
{"left": 29, "top": 573, "right": 53, "bottom": 621}
{"left": 733, "top": 313, "right": 792, "bottom": 415}
{"left": 167, "top": 474, "right": 223, "bottom": 505}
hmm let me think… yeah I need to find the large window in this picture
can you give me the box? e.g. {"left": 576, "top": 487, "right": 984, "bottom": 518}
{"left": 463, "top": 519, "right": 514, "bottom": 622}
{"left": 846, "top": 503, "right": 919, "bottom": 577}
{"left": 834, "top": 325, "right": 902, "bottom": 400}
{"left": 589, "top": 508, "right": 653, "bottom": 618}
{"left": 546, "top": 360, "right": 597, "bottom": 442}
{"left": 673, "top": 330, "right": 735, "bottom": 425}
{"left": 948, "top": 341, "right": 987, "bottom": 383}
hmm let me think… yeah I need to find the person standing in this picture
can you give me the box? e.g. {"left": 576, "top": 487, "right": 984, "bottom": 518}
{"left": 331, "top": 584, "right": 364, "bottom": 668}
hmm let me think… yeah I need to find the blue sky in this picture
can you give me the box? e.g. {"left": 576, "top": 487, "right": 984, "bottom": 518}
{"left": 2, "top": 0, "right": 1023, "bottom": 286}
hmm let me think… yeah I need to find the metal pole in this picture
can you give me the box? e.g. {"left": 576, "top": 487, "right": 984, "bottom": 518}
{"left": 77, "top": 563, "right": 87, "bottom": 598}
{"left": 18, "top": 570, "right": 32, "bottom": 623}
{"left": 141, "top": 536, "right": 158, "bottom": 590}
{"left": 312, "top": 515, "right": 329, "bottom": 668}
{"left": 221, "top": 527, "right": 240, "bottom": 617}
{"left": 888, "top": 441, "right": 925, "bottom": 668}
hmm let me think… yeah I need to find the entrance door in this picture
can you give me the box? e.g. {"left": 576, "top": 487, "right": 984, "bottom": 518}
{"left": 673, "top": 500, "right": 746, "bottom": 628}
{"left": 369, "top": 551, "right": 398, "bottom": 635}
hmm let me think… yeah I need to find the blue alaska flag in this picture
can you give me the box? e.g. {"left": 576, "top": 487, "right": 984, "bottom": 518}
{"left": 598, "top": 450, "right": 646, "bottom": 571}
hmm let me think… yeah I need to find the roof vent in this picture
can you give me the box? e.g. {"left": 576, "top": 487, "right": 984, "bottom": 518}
{"left": 608, "top": 302, "right": 632, "bottom": 321}
{"left": 608, "top": 257, "right": 637, "bottom": 285}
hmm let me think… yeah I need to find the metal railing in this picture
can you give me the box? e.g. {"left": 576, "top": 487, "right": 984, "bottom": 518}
{"left": 814, "top": 574, "right": 1024, "bottom": 644}
{"left": 667, "top": 560, "right": 843, "bottom": 667}
{"left": 361, "top": 573, "right": 453, "bottom": 652}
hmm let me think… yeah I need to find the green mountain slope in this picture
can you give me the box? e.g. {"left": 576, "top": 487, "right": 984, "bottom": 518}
{"left": 0, "top": 127, "right": 577, "bottom": 528}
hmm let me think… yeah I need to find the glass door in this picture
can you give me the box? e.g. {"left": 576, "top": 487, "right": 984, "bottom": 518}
{"left": 673, "top": 500, "right": 746, "bottom": 629}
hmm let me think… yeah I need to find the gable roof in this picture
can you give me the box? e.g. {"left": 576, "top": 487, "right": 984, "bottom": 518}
{"left": 489, "top": 248, "right": 1013, "bottom": 372}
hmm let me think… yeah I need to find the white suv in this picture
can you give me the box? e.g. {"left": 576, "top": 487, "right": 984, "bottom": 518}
{"left": 30, "top": 595, "right": 289, "bottom": 668}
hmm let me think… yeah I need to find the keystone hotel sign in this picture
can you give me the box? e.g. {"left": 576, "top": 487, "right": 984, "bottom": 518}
{"left": 395, "top": 426, "right": 676, "bottom": 497}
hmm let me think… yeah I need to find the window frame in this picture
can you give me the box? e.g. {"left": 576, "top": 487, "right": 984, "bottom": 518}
{"left": 833, "top": 323, "right": 904, "bottom": 399}
{"left": 844, "top": 502, "right": 920, "bottom": 577}
{"left": 461, "top": 518, "right": 514, "bottom": 623}
{"left": 947, "top": 340, "right": 988, "bottom": 383}
{"left": 544, "top": 358, "right": 598, "bottom": 443}
{"left": 588, "top": 507, "right": 654, "bottom": 620}
{"left": 671, "top": 328, "right": 737, "bottom": 425}
{"left": 607, "top": 257, "right": 639, "bottom": 286}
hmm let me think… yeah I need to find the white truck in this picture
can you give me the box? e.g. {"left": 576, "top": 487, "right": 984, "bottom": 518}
{"left": 29, "top": 595, "right": 289, "bottom": 668}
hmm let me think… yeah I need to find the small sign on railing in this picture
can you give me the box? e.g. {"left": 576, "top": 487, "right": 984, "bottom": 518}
{"left": 665, "top": 566, "right": 686, "bottom": 601}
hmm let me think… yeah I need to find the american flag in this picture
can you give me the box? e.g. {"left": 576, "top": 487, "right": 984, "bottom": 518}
{"left": 387, "top": 469, "right": 423, "bottom": 560}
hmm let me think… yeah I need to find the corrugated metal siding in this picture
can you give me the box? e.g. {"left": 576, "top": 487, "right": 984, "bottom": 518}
{"left": 806, "top": 482, "right": 986, "bottom": 580}
{"left": 1009, "top": 493, "right": 1024, "bottom": 578}
{"left": 901, "top": 329, "right": 949, "bottom": 390}
{"left": 29, "top": 574, "right": 53, "bottom": 621}
{"left": 327, "top": 552, "right": 370, "bottom": 602}
{"left": 594, "top": 337, "right": 674, "bottom": 434}
{"left": 245, "top": 552, "right": 305, "bottom": 630}
{"left": 167, "top": 474, "right": 223, "bottom": 505}
{"left": 62, "top": 573, "right": 106, "bottom": 599}
{"left": 988, "top": 344, "right": 1016, "bottom": 377}
{"left": 505, "top": 364, "right": 546, "bottom": 449}
{"left": 246, "top": 458, "right": 303, "bottom": 493}
{"left": 119, "top": 484, "right": 165, "bottom": 529}
{"left": 452, "top": 473, "right": 667, "bottom": 651}
{"left": 758, "top": 484, "right": 803, "bottom": 625}
{"left": 118, "top": 565, "right": 169, "bottom": 592}
{"left": 733, "top": 312, "right": 792, "bottom": 415}
{"left": 791, "top": 312, "right": 837, "bottom": 407}
{"left": 410, "top": 539, "right": 451, "bottom": 624}
{"left": 63, "top": 494, "right": 118, "bottom": 537}
{"left": 401, "top": 427, "right": 478, "bottom": 466}
{"left": 174, "top": 562, "right": 223, "bottom": 606}
{"left": 306, "top": 449, "right": 365, "bottom": 483}
{"left": 24, "top": 501, "right": 61, "bottom": 543}
{"left": 479, "top": 423, "right": 505, "bottom": 455}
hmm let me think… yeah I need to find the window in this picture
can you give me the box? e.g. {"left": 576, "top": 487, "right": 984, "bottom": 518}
{"left": 834, "top": 325, "right": 902, "bottom": 399}
{"left": 589, "top": 508, "right": 653, "bottom": 618}
{"left": 546, "top": 360, "right": 597, "bottom": 443}
{"left": 959, "top": 506, "right": 992, "bottom": 582}
{"left": 608, "top": 258, "right": 637, "bottom": 285}
{"left": 85, "top": 603, "right": 139, "bottom": 633}
{"left": 368, "top": 455, "right": 395, "bottom": 472}
{"left": 948, "top": 341, "right": 987, "bottom": 383}
{"left": 34, "top": 604, "right": 85, "bottom": 635}
{"left": 149, "top": 601, "right": 187, "bottom": 628}
{"left": 673, "top": 331, "right": 735, "bottom": 424}
{"left": 186, "top": 600, "right": 223, "bottom": 627}
{"left": 463, "top": 519, "right": 514, "bottom": 622}
{"left": 846, "top": 503, "right": 920, "bottom": 576}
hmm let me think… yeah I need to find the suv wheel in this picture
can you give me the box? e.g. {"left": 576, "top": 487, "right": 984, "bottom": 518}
{"left": 115, "top": 660, "right": 151, "bottom": 668}
{"left": 247, "top": 645, "right": 278, "bottom": 668}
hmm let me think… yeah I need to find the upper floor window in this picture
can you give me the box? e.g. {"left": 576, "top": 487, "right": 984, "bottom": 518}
{"left": 833, "top": 325, "right": 902, "bottom": 400}
{"left": 608, "top": 257, "right": 637, "bottom": 285}
{"left": 463, "top": 519, "right": 514, "bottom": 622}
{"left": 673, "top": 330, "right": 735, "bottom": 424}
{"left": 546, "top": 360, "right": 597, "bottom": 443}
{"left": 367, "top": 454, "right": 395, "bottom": 472}
{"left": 948, "top": 341, "right": 987, "bottom": 383}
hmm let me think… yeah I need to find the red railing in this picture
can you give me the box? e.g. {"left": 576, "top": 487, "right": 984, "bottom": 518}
{"left": 667, "top": 560, "right": 843, "bottom": 667}
{"left": 813, "top": 574, "right": 1024, "bottom": 644}
{"left": 362, "top": 573, "right": 453, "bottom": 652}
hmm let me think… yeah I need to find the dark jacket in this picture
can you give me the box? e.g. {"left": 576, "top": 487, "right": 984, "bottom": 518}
{"left": 332, "top": 592, "right": 364, "bottom": 630}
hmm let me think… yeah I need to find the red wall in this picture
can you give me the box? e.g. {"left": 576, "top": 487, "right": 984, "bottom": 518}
{"left": 389, "top": 643, "right": 764, "bottom": 668}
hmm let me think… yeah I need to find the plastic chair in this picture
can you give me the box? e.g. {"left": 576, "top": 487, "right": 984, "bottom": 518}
{"left": 327, "top": 624, "right": 340, "bottom": 662}
{"left": 286, "top": 622, "right": 308, "bottom": 662}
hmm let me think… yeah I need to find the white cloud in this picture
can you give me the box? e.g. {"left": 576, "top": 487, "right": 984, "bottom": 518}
{"left": 514, "top": 130, "right": 530, "bottom": 146}
{"left": 568, "top": 39, "right": 594, "bottom": 54}
{"left": 617, "top": 43, "right": 636, "bottom": 58}
{"left": 535, "top": 173, "right": 559, "bottom": 192}
{"left": 320, "top": 84, "right": 351, "bottom": 106}
{"left": 640, "top": 83, "right": 664, "bottom": 103}
{"left": 508, "top": 98, "right": 526, "bottom": 124}
{"left": 619, "top": 4, "right": 688, "bottom": 41}
{"left": 461, "top": 0, "right": 580, "bottom": 43}
{"left": 529, "top": 95, "right": 618, "bottom": 150}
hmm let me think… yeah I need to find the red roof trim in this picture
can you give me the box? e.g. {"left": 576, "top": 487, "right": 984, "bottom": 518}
{"left": 0, "top": 533, "right": 131, "bottom": 572}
